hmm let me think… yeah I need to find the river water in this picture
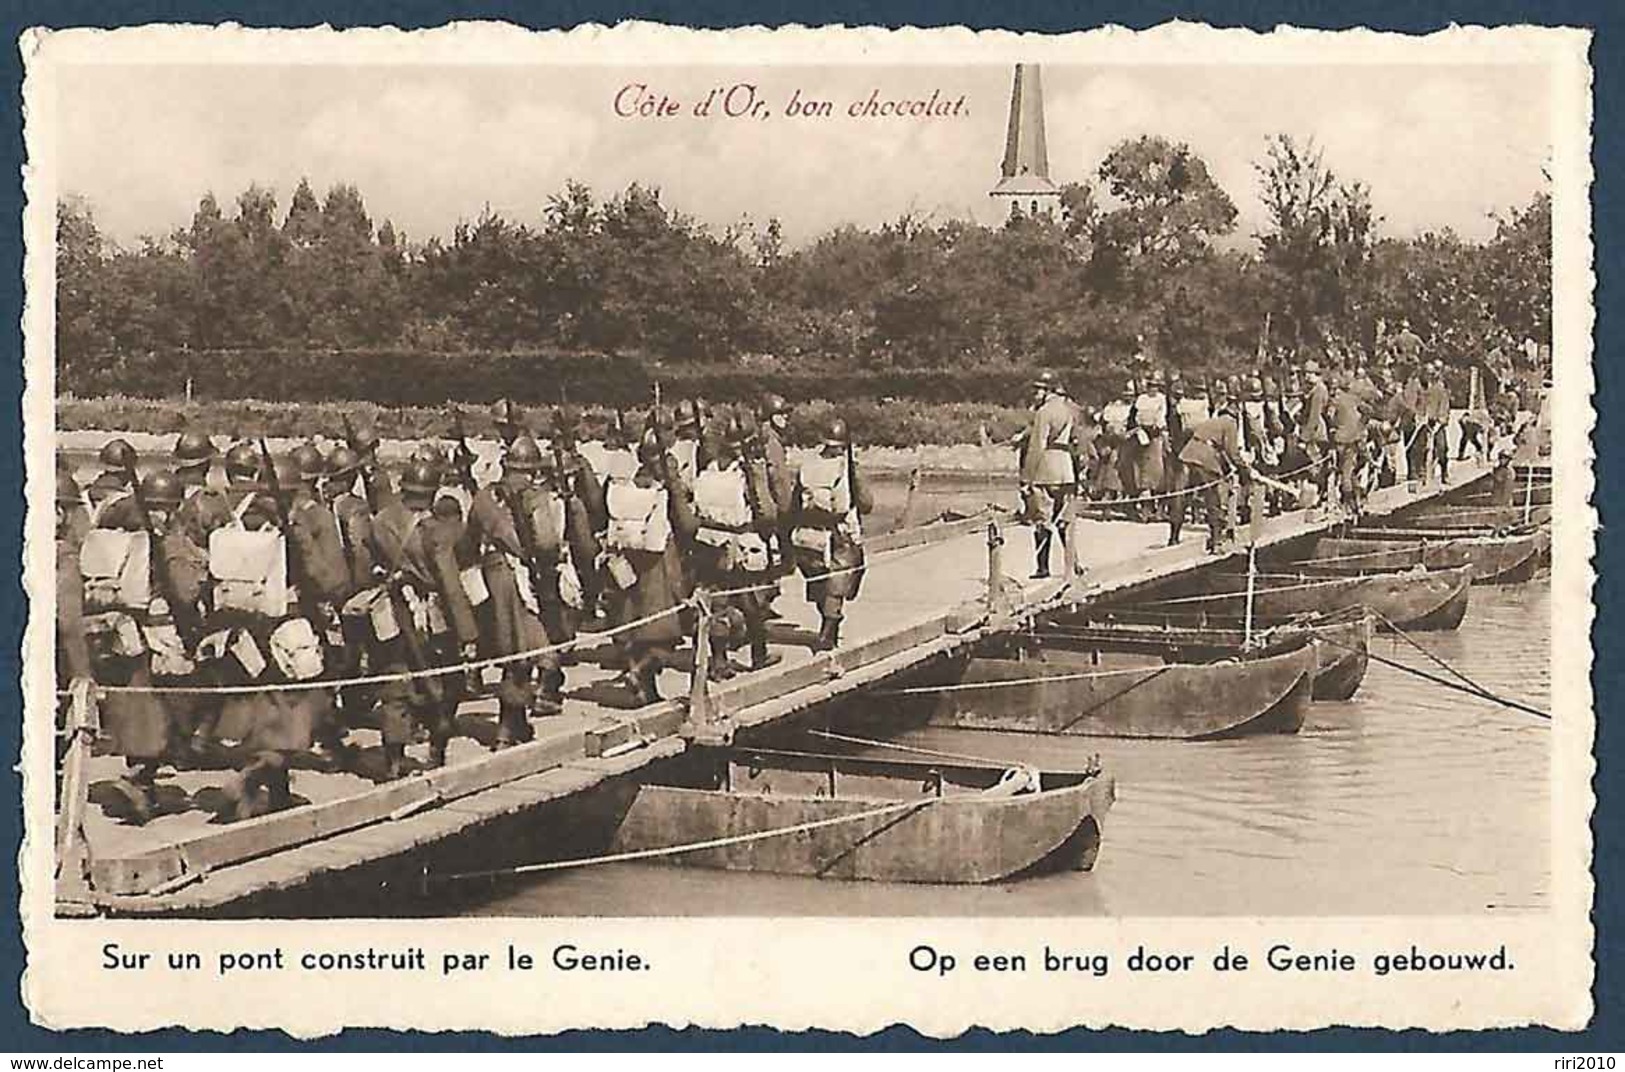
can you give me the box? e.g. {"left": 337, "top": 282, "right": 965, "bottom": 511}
{"left": 467, "top": 577, "right": 1550, "bottom": 918}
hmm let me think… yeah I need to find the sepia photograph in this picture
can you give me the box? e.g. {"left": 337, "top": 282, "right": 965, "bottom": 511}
{"left": 19, "top": 21, "right": 1594, "bottom": 1034}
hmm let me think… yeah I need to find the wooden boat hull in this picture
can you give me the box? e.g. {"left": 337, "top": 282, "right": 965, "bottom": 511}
{"left": 1300, "top": 531, "right": 1546, "bottom": 585}
{"left": 610, "top": 752, "right": 1116, "bottom": 883}
{"left": 1449, "top": 484, "right": 1551, "bottom": 508}
{"left": 1032, "top": 609, "right": 1373, "bottom": 702}
{"left": 1389, "top": 503, "right": 1552, "bottom": 529}
{"left": 1184, "top": 566, "right": 1474, "bottom": 631}
{"left": 917, "top": 642, "right": 1317, "bottom": 739}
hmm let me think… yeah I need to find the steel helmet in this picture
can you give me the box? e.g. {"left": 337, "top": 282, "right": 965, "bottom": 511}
{"left": 325, "top": 444, "right": 362, "bottom": 479}
{"left": 290, "top": 442, "right": 326, "bottom": 483}
{"left": 822, "top": 418, "right": 851, "bottom": 449}
{"left": 1031, "top": 370, "right": 1058, "bottom": 392}
{"left": 173, "top": 430, "right": 217, "bottom": 467}
{"left": 223, "top": 441, "right": 260, "bottom": 482}
{"left": 761, "top": 393, "right": 790, "bottom": 418}
{"left": 491, "top": 398, "right": 520, "bottom": 427}
{"left": 505, "top": 436, "right": 543, "bottom": 472}
{"left": 138, "top": 469, "right": 184, "bottom": 507}
{"left": 637, "top": 430, "right": 665, "bottom": 466}
{"left": 98, "top": 438, "right": 137, "bottom": 471}
{"left": 399, "top": 459, "right": 441, "bottom": 496}
{"left": 347, "top": 422, "right": 381, "bottom": 457}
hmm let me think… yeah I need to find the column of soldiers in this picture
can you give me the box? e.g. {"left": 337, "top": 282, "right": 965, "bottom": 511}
{"left": 57, "top": 397, "right": 874, "bottom": 825}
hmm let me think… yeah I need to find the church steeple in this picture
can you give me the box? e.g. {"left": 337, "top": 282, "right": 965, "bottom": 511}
{"left": 990, "top": 63, "right": 1061, "bottom": 217}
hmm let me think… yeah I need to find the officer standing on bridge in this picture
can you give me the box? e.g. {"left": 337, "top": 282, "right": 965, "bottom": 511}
{"left": 1175, "top": 382, "right": 1246, "bottom": 554}
{"left": 1017, "top": 371, "right": 1081, "bottom": 579}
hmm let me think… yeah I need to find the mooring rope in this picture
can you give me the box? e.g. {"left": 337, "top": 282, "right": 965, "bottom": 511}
{"left": 429, "top": 794, "right": 945, "bottom": 884}
{"left": 1315, "top": 631, "right": 1549, "bottom": 720}
{"left": 1366, "top": 606, "right": 1527, "bottom": 703}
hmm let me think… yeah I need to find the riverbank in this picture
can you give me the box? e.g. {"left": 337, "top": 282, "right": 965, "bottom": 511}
{"left": 57, "top": 394, "right": 1030, "bottom": 458}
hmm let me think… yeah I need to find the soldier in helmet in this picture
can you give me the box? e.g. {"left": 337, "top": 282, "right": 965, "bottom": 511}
{"left": 222, "top": 440, "right": 262, "bottom": 496}
{"left": 600, "top": 429, "right": 701, "bottom": 705}
{"left": 366, "top": 459, "right": 480, "bottom": 776}
{"left": 321, "top": 443, "right": 378, "bottom": 726}
{"left": 83, "top": 468, "right": 208, "bottom": 822}
{"left": 1172, "top": 382, "right": 1247, "bottom": 554}
{"left": 86, "top": 438, "right": 144, "bottom": 530}
{"left": 343, "top": 420, "right": 399, "bottom": 513}
{"left": 549, "top": 408, "right": 608, "bottom": 623}
{"left": 56, "top": 459, "right": 92, "bottom": 697}
{"left": 688, "top": 413, "right": 781, "bottom": 676}
{"left": 1096, "top": 378, "right": 1134, "bottom": 500}
{"left": 1016, "top": 371, "right": 1083, "bottom": 579}
{"left": 789, "top": 418, "right": 873, "bottom": 651}
{"left": 1130, "top": 370, "right": 1170, "bottom": 519}
{"left": 463, "top": 434, "right": 570, "bottom": 747}
{"left": 171, "top": 430, "right": 234, "bottom": 549}
{"left": 670, "top": 402, "right": 704, "bottom": 486}
{"left": 490, "top": 398, "right": 525, "bottom": 449}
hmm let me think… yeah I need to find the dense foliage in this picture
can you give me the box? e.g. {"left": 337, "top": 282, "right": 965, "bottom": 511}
{"left": 57, "top": 134, "right": 1550, "bottom": 413}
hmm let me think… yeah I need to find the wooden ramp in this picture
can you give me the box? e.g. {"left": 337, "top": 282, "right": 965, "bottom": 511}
{"left": 58, "top": 462, "right": 1493, "bottom": 916}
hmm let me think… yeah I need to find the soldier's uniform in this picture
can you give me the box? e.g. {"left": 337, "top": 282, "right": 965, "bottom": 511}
{"left": 550, "top": 413, "right": 608, "bottom": 623}
{"left": 601, "top": 434, "right": 701, "bottom": 705}
{"left": 1329, "top": 374, "right": 1370, "bottom": 514}
{"left": 790, "top": 419, "right": 874, "bottom": 652}
{"left": 1129, "top": 373, "right": 1170, "bottom": 514}
{"left": 365, "top": 461, "right": 480, "bottom": 776}
{"left": 1300, "top": 362, "right": 1331, "bottom": 500}
{"left": 1420, "top": 364, "right": 1453, "bottom": 482}
{"left": 1095, "top": 382, "right": 1134, "bottom": 499}
{"left": 464, "top": 437, "right": 572, "bottom": 747}
{"left": 56, "top": 461, "right": 92, "bottom": 693}
{"left": 322, "top": 445, "right": 379, "bottom": 730}
{"left": 81, "top": 470, "right": 208, "bottom": 822}
{"left": 759, "top": 395, "right": 796, "bottom": 572}
{"left": 1017, "top": 372, "right": 1081, "bottom": 579}
{"left": 172, "top": 432, "right": 234, "bottom": 550}
{"left": 689, "top": 420, "right": 781, "bottom": 676}
{"left": 1174, "top": 390, "right": 1245, "bottom": 553}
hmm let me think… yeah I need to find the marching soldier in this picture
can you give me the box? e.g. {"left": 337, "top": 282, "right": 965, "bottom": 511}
{"left": 550, "top": 410, "right": 608, "bottom": 624}
{"left": 1329, "top": 370, "right": 1370, "bottom": 516}
{"left": 171, "top": 431, "right": 233, "bottom": 546}
{"left": 1130, "top": 370, "right": 1170, "bottom": 518}
{"left": 344, "top": 420, "right": 399, "bottom": 513}
{"left": 56, "top": 459, "right": 92, "bottom": 694}
{"left": 491, "top": 399, "right": 525, "bottom": 449}
{"left": 670, "top": 403, "right": 704, "bottom": 486}
{"left": 83, "top": 469, "right": 208, "bottom": 822}
{"left": 758, "top": 394, "right": 796, "bottom": 571}
{"left": 689, "top": 416, "right": 781, "bottom": 676}
{"left": 1096, "top": 379, "right": 1134, "bottom": 500}
{"left": 87, "top": 438, "right": 144, "bottom": 529}
{"left": 789, "top": 418, "right": 873, "bottom": 652}
{"left": 464, "top": 435, "right": 570, "bottom": 748}
{"left": 321, "top": 444, "right": 378, "bottom": 727}
{"left": 1300, "top": 360, "right": 1331, "bottom": 503}
{"left": 1419, "top": 361, "right": 1453, "bottom": 483}
{"left": 367, "top": 459, "right": 480, "bottom": 776}
{"left": 1017, "top": 371, "right": 1081, "bottom": 580}
{"left": 601, "top": 431, "right": 701, "bottom": 705}
{"left": 1174, "top": 383, "right": 1246, "bottom": 554}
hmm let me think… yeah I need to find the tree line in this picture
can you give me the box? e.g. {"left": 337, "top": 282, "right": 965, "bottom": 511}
{"left": 57, "top": 133, "right": 1551, "bottom": 405}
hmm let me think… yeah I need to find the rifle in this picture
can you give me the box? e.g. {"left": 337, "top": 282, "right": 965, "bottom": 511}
{"left": 688, "top": 398, "right": 712, "bottom": 473}
{"left": 260, "top": 437, "right": 324, "bottom": 624}
{"left": 497, "top": 476, "right": 555, "bottom": 614}
{"left": 124, "top": 462, "right": 203, "bottom": 650}
{"left": 450, "top": 411, "right": 480, "bottom": 494}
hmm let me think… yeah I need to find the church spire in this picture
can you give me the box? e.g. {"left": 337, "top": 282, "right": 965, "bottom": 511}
{"left": 990, "top": 63, "right": 1061, "bottom": 216}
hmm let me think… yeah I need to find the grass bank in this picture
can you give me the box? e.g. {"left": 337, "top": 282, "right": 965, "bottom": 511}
{"left": 57, "top": 394, "right": 1031, "bottom": 453}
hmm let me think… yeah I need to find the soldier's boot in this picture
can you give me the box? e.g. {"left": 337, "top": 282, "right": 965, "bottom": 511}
{"left": 813, "top": 613, "right": 842, "bottom": 653}
{"left": 382, "top": 742, "right": 408, "bottom": 781}
{"left": 630, "top": 652, "right": 663, "bottom": 706}
{"left": 1031, "top": 526, "right": 1053, "bottom": 579}
{"left": 749, "top": 634, "right": 782, "bottom": 672}
{"left": 531, "top": 660, "right": 565, "bottom": 719}
{"left": 707, "top": 637, "right": 737, "bottom": 682}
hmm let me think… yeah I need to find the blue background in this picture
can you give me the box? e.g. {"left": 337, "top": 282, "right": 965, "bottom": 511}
{"left": 1, "top": 0, "right": 1616, "bottom": 1050}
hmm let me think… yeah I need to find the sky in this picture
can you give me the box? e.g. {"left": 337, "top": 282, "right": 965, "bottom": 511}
{"left": 55, "top": 61, "right": 1552, "bottom": 250}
